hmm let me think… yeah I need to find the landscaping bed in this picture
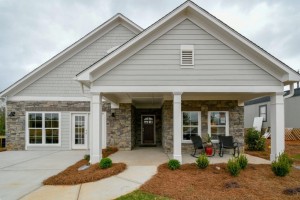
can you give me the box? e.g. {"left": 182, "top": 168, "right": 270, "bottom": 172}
{"left": 140, "top": 163, "right": 300, "bottom": 200}
{"left": 246, "top": 139, "right": 300, "bottom": 165}
{"left": 44, "top": 147, "right": 124, "bottom": 185}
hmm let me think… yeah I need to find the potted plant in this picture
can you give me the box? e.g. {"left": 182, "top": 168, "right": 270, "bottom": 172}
{"left": 205, "top": 134, "right": 214, "bottom": 156}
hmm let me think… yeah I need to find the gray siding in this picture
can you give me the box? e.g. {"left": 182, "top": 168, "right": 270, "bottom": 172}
{"left": 17, "top": 25, "right": 136, "bottom": 96}
{"left": 94, "top": 20, "right": 281, "bottom": 86}
{"left": 27, "top": 112, "right": 71, "bottom": 150}
{"left": 244, "top": 96, "right": 300, "bottom": 129}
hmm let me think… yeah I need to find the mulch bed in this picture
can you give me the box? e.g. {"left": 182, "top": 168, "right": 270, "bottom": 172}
{"left": 43, "top": 147, "right": 125, "bottom": 185}
{"left": 246, "top": 139, "right": 300, "bottom": 165}
{"left": 141, "top": 163, "right": 300, "bottom": 200}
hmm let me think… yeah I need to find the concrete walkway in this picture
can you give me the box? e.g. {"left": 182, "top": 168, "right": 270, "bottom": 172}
{"left": 0, "top": 150, "right": 88, "bottom": 200}
{"left": 21, "top": 147, "right": 271, "bottom": 200}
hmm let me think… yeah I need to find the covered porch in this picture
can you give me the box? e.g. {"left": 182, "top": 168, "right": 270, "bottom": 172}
{"left": 89, "top": 87, "right": 285, "bottom": 164}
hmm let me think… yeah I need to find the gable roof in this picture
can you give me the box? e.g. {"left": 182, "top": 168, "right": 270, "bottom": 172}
{"left": 76, "top": 0, "right": 300, "bottom": 85}
{"left": 0, "top": 14, "right": 143, "bottom": 97}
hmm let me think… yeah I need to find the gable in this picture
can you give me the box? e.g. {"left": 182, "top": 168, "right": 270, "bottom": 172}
{"left": 16, "top": 25, "right": 136, "bottom": 97}
{"left": 93, "top": 20, "right": 281, "bottom": 87}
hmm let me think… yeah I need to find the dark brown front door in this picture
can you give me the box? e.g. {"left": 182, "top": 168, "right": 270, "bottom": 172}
{"left": 142, "top": 115, "right": 155, "bottom": 144}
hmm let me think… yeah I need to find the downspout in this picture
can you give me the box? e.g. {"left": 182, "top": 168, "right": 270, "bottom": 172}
{"left": 284, "top": 83, "right": 295, "bottom": 99}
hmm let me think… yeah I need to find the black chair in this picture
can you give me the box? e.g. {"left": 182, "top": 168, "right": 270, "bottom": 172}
{"left": 218, "top": 136, "right": 240, "bottom": 157}
{"left": 190, "top": 135, "right": 205, "bottom": 157}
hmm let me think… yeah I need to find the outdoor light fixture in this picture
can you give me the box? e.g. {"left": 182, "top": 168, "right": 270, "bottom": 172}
{"left": 111, "top": 111, "right": 115, "bottom": 117}
{"left": 8, "top": 112, "right": 15, "bottom": 117}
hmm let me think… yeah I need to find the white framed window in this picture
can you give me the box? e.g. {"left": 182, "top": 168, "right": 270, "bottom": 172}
{"left": 26, "top": 112, "right": 61, "bottom": 146}
{"left": 208, "top": 111, "right": 229, "bottom": 141}
{"left": 182, "top": 111, "right": 201, "bottom": 142}
{"left": 180, "top": 45, "right": 194, "bottom": 67}
{"left": 259, "top": 105, "right": 267, "bottom": 122}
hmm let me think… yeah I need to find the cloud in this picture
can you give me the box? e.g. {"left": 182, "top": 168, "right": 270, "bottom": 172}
{"left": 0, "top": 0, "right": 299, "bottom": 92}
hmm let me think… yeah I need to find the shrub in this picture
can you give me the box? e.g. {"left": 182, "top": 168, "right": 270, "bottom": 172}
{"left": 227, "top": 158, "right": 241, "bottom": 176}
{"left": 245, "top": 128, "right": 266, "bottom": 151}
{"left": 168, "top": 159, "right": 181, "bottom": 170}
{"left": 99, "top": 157, "right": 112, "bottom": 169}
{"left": 272, "top": 153, "right": 293, "bottom": 177}
{"left": 237, "top": 154, "right": 248, "bottom": 170}
{"left": 84, "top": 154, "right": 90, "bottom": 161}
{"left": 196, "top": 154, "right": 209, "bottom": 169}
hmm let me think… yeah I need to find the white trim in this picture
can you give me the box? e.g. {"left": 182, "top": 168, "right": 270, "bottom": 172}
{"left": 180, "top": 45, "right": 194, "bottom": 66}
{"left": 8, "top": 96, "right": 91, "bottom": 101}
{"left": 181, "top": 111, "right": 201, "bottom": 143}
{"left": 25, "top": 112, "right": 62, "bottom": 148}
{"left": 141, "top": 115, "right": 156, "bottom": 145}
{"left": 0, "top": 14, "right": 142, "bottom": 97}
{"left": 90, "top": 86, "right": 283, "bottom": 93}
{"left": 208, "top": 111, "right": 229, "bottom": 142}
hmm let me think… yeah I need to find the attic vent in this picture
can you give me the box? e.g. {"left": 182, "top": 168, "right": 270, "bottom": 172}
{"left": 181, "top": 45, "right": 194, "bottom": 66}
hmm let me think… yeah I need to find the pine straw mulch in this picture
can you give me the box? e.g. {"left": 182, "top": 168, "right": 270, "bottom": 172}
{"left": 43, "top": 146, "right": 125, "bottom": 185}
{"left": 140, "top": 163, "right": 300, "bottom": 200}
{"left": 245, "top": 139, "right": 300, "bottom": 165}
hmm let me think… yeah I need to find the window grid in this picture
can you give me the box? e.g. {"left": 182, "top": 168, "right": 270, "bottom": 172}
{"left": 182, "top": 111, "right": 200, "bottom": 141}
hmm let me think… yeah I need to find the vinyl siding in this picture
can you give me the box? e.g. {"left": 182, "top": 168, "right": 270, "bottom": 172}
{"left": 94, "top": 20, "right": 281, "bottom": 86}
{"left": 27, "top": 112, "right": 70, "bottom": 150}
{"left": 16, "top": 25, "right": 136, "bottom": 96}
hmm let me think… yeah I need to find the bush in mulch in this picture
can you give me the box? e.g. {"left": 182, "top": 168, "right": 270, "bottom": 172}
{"left": 168, "top": 159, "right": 181, "bottom": 170}
{"left": 99, "top": 157, "right": 113, "bottom": 169}
{"left": 43, "top": 159, "right": 126, "bottom": 185}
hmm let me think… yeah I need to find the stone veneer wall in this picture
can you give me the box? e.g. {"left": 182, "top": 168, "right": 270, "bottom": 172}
{"left": 162, "top": 100, "right": 244, "bottom": 153}
{"left": 108, "top": 103, "right": 133, "bottom": 150}
{"left": 6, "top": 101, "right": 90, "bottom": 150}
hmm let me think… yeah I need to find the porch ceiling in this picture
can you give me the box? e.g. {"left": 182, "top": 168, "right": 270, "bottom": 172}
{"left": 103, "top": 92, "right": 272, "bottom": 108}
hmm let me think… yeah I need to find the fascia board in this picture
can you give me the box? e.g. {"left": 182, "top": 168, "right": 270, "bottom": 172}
{"left": 0, "top": 14, "right": 142, "bottom": 97}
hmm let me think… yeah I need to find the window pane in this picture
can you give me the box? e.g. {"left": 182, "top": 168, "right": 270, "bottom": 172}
{"left": 211, "top": 127, "right": 226, "bottom": 140}
{"left": 182, "top": 112, "right": 190, "bottom": 126}
{"left": 52, "top": 121, "right": 59, "bottom": 128}
{"left": 29, "top": 121, "right": 35, "bottom": 128}
{"left": 260, "top": 106, "right": 266, "bottom": 114}
{"left": 45, "top": 120, "right": 51, "bottom": 128}
{"left": 190, "top": 112, "right": 198, "bottom": 125}
{"left": 36, "top": 114, "right": 42, "bottom": 120}
{"left": 36, "top": 120, "right": 42, "bottom": 128}
{"left": 183, "top": 127, "right": 190, "bottom": 140}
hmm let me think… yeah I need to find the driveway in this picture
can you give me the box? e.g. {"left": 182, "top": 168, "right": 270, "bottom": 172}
{"left": 0, "top": 150, "right": 87, "bottom": 200}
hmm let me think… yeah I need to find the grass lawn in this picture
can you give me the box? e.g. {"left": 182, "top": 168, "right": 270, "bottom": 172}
{"left": 116, "top": 190, "right": 169, "bottom": 200}
{"left": 245, "top": 139, "right": 300, "bottom": 165}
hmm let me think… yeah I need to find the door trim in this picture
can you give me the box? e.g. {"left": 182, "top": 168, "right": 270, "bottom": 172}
{"left": 71, "top": 113, "right": 88, "bottom": 149}
{"left": 141, "top": 115, "right": 156, "bottom": 145}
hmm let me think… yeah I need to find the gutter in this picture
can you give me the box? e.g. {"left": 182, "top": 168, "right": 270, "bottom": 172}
{"left": 284, "top": 83, "right": 295, "bottom": 99}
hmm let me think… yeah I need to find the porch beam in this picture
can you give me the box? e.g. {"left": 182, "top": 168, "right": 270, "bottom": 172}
{"left": 173, "top": 92, "right": 182, "bottom": 163}
{"left": 270, "top": 92, "right": 285, "bottom": 161}
{"left": 90, "top": 93, "right": 103, "bottom": 164}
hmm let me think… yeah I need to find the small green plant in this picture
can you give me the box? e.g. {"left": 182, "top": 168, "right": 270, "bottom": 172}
{"left": 227, "top": 158, "right": 241, "bottom": 176}
{"left": 196, "top": 154, "right": 209, "bottom": 169}
{"left": 245, "top": 128, "right": 266, "bottom": 151}
{"left": 99, "top": 157, "right": 112, "bottom": 169}
{"left": 272, "top": 153, "right": 293, "bottom": 177}
{"left": 168, "top": 159, "right": 181, "bottom": 170}
{"left": 84, "top": 154, "right": 90, "bottom": 161}
{"left": 237, "top": 154, "right": 248, "bottom": 170}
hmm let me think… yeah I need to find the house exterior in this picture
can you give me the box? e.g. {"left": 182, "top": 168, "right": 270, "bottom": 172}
{"left": 1, "top": 1, "right": 300, "bottom": 163}
{"left": 245, "top": 87, "right": 300, "bottom": 129}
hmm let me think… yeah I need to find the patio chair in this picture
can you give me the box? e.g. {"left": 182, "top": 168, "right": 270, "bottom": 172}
{"left": 190, "top": 135, "right": 205, "bottom": 157}
{"left": 218, "top": 136, "right": 240, "bottom": 157}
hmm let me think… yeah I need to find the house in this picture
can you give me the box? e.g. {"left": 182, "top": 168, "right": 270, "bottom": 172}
{"left": 1, "top": 1, "right": 300, "bottom": 163}
{"left": 245, "top": 86, "right": 300, "bottom": 129}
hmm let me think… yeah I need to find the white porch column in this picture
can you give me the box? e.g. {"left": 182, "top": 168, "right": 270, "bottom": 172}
{"left": 270, "top": 93, "right": 285, "bottom": 161}
{"left": 90, "top": 93, "right": 103, "bottom": 164}
{"left": 173, "top": 92, "right": 182, "bottom": 163}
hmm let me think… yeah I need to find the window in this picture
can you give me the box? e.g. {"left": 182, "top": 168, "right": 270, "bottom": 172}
{"left": 182, "top": 111, "right": 201, "bottom": 142}
{"left": 259, "top": 105, "right": 267, "bottom": 122}
{"left": 27, "top": 112, "right": 60, "bottom": 145}
{"left": 143, "top": 117, "right": 154, "bottom": 124}
{"left": 208, "top": 111, "right": 229, "bottom": 141}
{"left": 181, "top": 45, "right": 194, "bottom": 66}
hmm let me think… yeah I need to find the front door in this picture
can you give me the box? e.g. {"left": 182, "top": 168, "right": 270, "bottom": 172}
{"left": 72, "top": 114, "right": 88, "bottom": 149}
{"left": 142, "top": 115, "right": 155, "bottom": 144}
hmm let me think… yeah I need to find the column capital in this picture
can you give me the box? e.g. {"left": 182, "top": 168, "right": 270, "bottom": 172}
{"left": 173, "top": 92, "right": 183, "bottom": 96}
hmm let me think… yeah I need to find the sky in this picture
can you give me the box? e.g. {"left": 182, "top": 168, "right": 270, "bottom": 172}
{"left": 0, "top": 0, "right": 299, "bottom": 92}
